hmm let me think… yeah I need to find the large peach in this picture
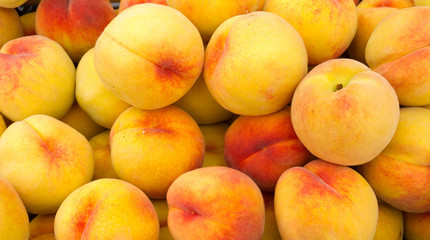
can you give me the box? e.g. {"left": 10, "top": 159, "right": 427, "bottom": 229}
{"left": 264, "top": 0, "right": 358, "bottom": 65}
{"left": 0, "top": 7, "right": 23, "bottom": 48}
{"left": 274, "top": 159, "right": 378, "bottom": 239}
{"left": 0, "top": 178, "right": 29, "bottom": 240}
{"left": 0, "top": 35, "right": 75, "bottom": 122}
{"left": 76, "top": 48, "right": 131, "bottom": 129}
{"left": 110, "top": 105, "right": 204, "bottom": 199}
{"left": 200, "top": 123, "right": 229, "bottom": 167}
{"left": 366, "top": 7, "right": 430, "bottom": 106}
{"left": 118, "top": 0, "right": 166, "bottom": 13}
{"left": 54, "top": 178, "right": 159, "bottom": 240}
{"left": 167, "top": 166, "right": 265, "bottom": 240}
{"left": 94, "top": 4, "right": 204, "bottom": 110}
{"left": 174, "top": 73, "right": 233, "bottom": 125}
{"left": 29, "top": 214, "right": 55, "bottom": 239}
{"left": 89, "top": 130, "right": 118, "bottom": 180}
{"left": 35, "top": 0, "right": 115, "bottom": 62}
{"left": 357, "top": 107, "right": 430, "bottom": 213}
{"left": 374, "top": 201, "right": 404, "bottom": 240}
{"left": 204, "top": 11, "right": 308, "bottom": 116}
{"left": 225, "top": 105, "right": 313, "bottom": 191}
{"left": 291, "top": 58, "right": 400, "bottom": 166}
{"left": 404, "top": 211, "right": 430, "bottom": 240}
{"left": 0, "top": 114, "right": 94, "bottom": 214}
{"left": 167, "top": 0, "right": 258, "bottom": 43}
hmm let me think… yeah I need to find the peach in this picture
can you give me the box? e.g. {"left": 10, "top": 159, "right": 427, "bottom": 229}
{"left": 0, "top": 178, "right": 29, "bottom": 240}
{"left": 167, "top": 0, "right": 258, "bottom": 43}
{"left": 0, "top": 0, "right": 26, "bottom": 8}
{"left": 151, "top": 199, "right": 174, "bottom": 240}
{"left": 89, "top": 130, "right": 118, "bottom": 180}
{"left": 0, "top": 35, "right": 75, "bottom": 122}
{"left": 274, "top": 159, "right": 378, "bottom": 239}
{"left": 225, "top": 105, "right": 313, "bottom": 191}
{"left": 0, "top": 8, "right": 23, "bottom": 48}
{"left": 414, "top": 0, "right": 430, "bottom": 5}
{"left": 262, "top": 192, "right": 282, "bottom": 240}
{"left": 0, "top": 114, "right": 94, "bottom": 214}
{"left": 20, "top": 11, "right": 36, "bottom": 36}
{"left": 110, "top": 106, "right": 204, "bottom": 199}
{"left": 264, "top": 0, "right": 358, "bottom": 65}
{"left": 60, "top": 101, "right": 106, "bottom": 139}
{"left": 94, "top": 4, "right": 204, "bottom": 110}
{"left": 35, "top": 0, "right": 115, "bottom": 62}
{"left": 357, "top": 107, "right": 430, "bottom": 213}
{"left": 32, "top": 234, "right": 55, "bottom": 240}
{"left": 373, "top": 201, "right": 404, "bottom": 240}
{"left": 348, "top": 0, "right": 414, "bottom": 63}
{"left": 204, "top": 11, "right": 308, "bottom": 116}
{"left": 174, "top": 73, "right": 233, "bottom": 125}
{"left": 167, "top": 166, "right": 265, "bottom": 240}
{"left": 54, "top": 178, "right": 159, "bottom": 240}
{"left": 257, "top": 0, "right": 265, "bottom": 10}
{"left": 118, "top": 0, "right": 166, "bottom": 13}
{"left": 76, "top": 48, "right": 131, "bottom": 129}
{"left": 366, "top": 7, "right": 430, "bottom": 106}
{"left": 200, "top": 123, "right": 229, "bottom": 167}
{"left": 0, "top": 114, "right": 6, "bottom": 136}
{"left": 404, "top": 211, "right": 430, "bottom": 240}
{"left": 291, "top": 58, "right": 400, "bottom": 166}
{"left": 29, "top": 214, "right": 55, "bottom": 239}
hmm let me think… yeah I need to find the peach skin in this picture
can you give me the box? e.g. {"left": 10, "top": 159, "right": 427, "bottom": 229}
{"left": 0, "top": 0, "right": 26, "bottom": 8}
{"left": 366, "top": 6, "right": 430, "bottom": 106}
{"left": 0, "top": 7, "right": 23, "bottom": 48}
{"left": 204, "top": 11, "right": 308, "bottom": 116}
{"left": 167, "top": 166, "right": 265, "bottom": 240}
{"left": 357, "top": 107, "right": 430, "bottom": 213}
{"left": 262, "top": 192, "right": 282, "bottom": 240}
{"left": 167, "top": 0, "right": 258, "bottom": 43}
{"left": 29, "top": 214, "right": 55, "bottom": 239}
{"left": 291, "top": 58, "right": 400, "bottom": 166}
{"left": 200, "top": 123, "right": 229, "bottom": 167}
{"left": 35, "top": 0, "right": 115, "bottom": 62}
{"left": 118, "top": 0, "right": 166, "bottom": 13}
{"left": 373, "top": 201, "right": 404, "bottom": 240}
{"left": 0, "top": 114, "right": 6, "bottom": 136}
{"left": 151, "top": 199, "right": 174, "bottom": 240}
{"left": 54, "top": 178, "right": 159, "bottom": 240}
{"left": 404, "top": 211, "right": 430, "bottom": 240}
{"left": 264, "top": 0, "right": 358, "bottom": 65}
{"left": 225, "top": 105, "right": 313, "bottom": 191}
{"left": 274, "top": 159, "right": 379, "bottom": 240}
{"left": 0, "top": 35, "right": 75, "bottom": 122}
{"left": 110, "top": 105, "right": 205, "bottom": 199}
{"left": 20, "top": 11, "right": 36, "bottom": 36}
{"left": 415, "top": 0, "right": 430, "bottom": 5}
{"left": 89, "top": 130, "right": 118, "bottom": 180}
{"left": 0, "top": 114, "right": 94, "bottom": 214}
{"left": 94, "top": 3, "right": 204, "bottom": 110}
{"left": 0, "top": 178, "right": 29, "bottom": 240}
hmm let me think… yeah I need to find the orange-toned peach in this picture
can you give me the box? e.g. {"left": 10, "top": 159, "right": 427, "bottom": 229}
{"left": 200, "top": 123, "right": 229, "bottom": 167}
{"left": 32, "top": 233, "right": 55, "bottom": 240}
{"left": 0, "top": 8, "right": 23, "bottom": 48}
{"left": 110, "top": 106, "right": 204, "bottom": 199}
{"left": 151, "top": 199, "right": 173, "bottom": 240}
{"left": 225, "top": 105, "right": 313, "bottom": 191}
{"left": 167, "top": 166, "right": 265, "bottom": 240}
{"left": 76, "top": 48, "right": 131, "bottom": 129}
{"left": 275, "top": 160, "right": 378, "bottom": 239}
{"left": 20, "top": 11, "right": 35, "bottom": 36}
{"left": 174, "top": 73, "right": 233, "bottom": 125}
{"left": 357, "top": 107, "right": 430, "bottom": 213}
{"left": 54, "top": 178, "right": 159, "bottom": 239}
{"left": 291, "top": 58, "right": 400, "bottom": 166}
{"left": 35, "top": 0, "right": 115, "bottom": 62}
{"left": 119, "top": 0, "right": 166, "bottom": 13}
{"left": 204, "top": 11, "right": 308, "bottom": 116}
{"left": 94, "top": 4, "right": 204, "bottom": 110}
{"left": 0, "top": 114, "right": 6, "bottom": 136}
{"left": 404, "top": 211, "right": 430, "bottom": 240}
{"left": 374, "top": 201, "right": 404, "bottom": 240}
{"left": 0, "top": 114, "right": 94, "bottom": 214}
{"left": 0, "top": 178, "right": 29, "bottom": 240}
{"left": 264, "top": 0, "right": 358, "bottom": 65}
{"left": 0, "top": 35, "right": 75, "bottom": 122}
{"left": 262, "top": 192, "right": 282, "bottom": 240}
{"left": 60, "top": 101, "right": 106, "bottom": 139}
{"left": 257, "top": 0, "right": 265, "bottom": 10}
{"left": 366, "top": 7, "right": 430, "bottom": 106}
{"left": 29, "top": 214, "right": 55, "bottom": 239}
{"left": 89, "top": 130, "right": 118, "bottom": 180}
{"left": 348, "top": 0, "right": 414, "bottom": 63}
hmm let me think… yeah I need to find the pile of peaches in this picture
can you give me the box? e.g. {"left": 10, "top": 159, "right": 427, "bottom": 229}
{"left": 1, "top": 0, "right": 430, "bottom": 239}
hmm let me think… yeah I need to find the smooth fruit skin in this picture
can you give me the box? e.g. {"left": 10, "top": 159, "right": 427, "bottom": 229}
{"left": 404, "top": 211, "right": 430, "bottom": 240}
{"left": 373, "top": 201, "right": 404, "bottom": 240}
{"left": 0, "top": 7, "right": 23, "bottom": 48}
{"left": 291, "top": 58, "right": 400, "bottom": 166}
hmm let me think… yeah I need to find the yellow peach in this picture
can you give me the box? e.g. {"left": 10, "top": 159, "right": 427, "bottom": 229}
{"left": 262, "top": 192, "right": 282, "bottom": 240}
{"left": 374, "top": 201, "right": 404, "bottom": 240}
{"left": 151, "top": 199, "right": 173, "bottom": 240}
{"left": 200, "top": 123, "right": 229, "bottom": 167}
{"left": 29, "top": 214, "right": 55, "bottom": 239}
{"left": 204, "top": 11, "right": 308, "bottom": 116}
{"left": 0, "top": 7, "right": 23, "bottom": 47}
{"left": 0, "top": 114, "right": 6, "bottom": 136}
{"left": 0, "top": 0, "right": 26, "bottom": 8}
{"left": 20, "top": 11, "right": 35, "bottom": 36}
{"left": 119, "top": 0, "right": 166, "bottom": 13}
{"left": 32, "top": 234, "right": 55, "bottom": 240}
{"left": 414, "top": 0, "right": 430, "bottom": 5}
{"left": 0, "top": 114, "right": 94, "bottom": 214}
{"left": 94, "top": 4, "right": 204, "bottom": 110}
{"left": 404, "top": 211, "right": 430, "bottom": 240}
{"left": 54, "top": 178, "right": 159, "bottom": 239}
{"left": 60, "top": 102, "right": 106, "bottom": 139}
{"left": 89, "top": 130, "right": 118, "bottom": 180}
{"left": 274, "top": 160, "right": 378, "bottom": 239}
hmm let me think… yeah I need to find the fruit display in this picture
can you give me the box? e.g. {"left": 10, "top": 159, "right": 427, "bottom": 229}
{"left": 1, "top": 0, "right": 430, "bottom": 239}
